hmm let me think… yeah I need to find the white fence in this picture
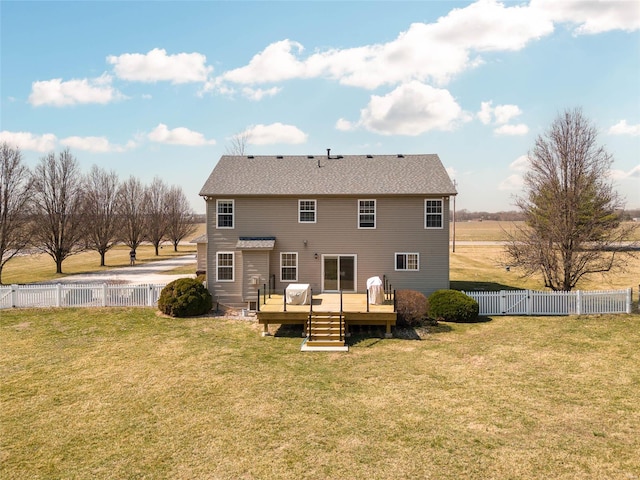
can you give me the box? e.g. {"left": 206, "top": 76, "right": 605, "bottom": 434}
{"left": 0, "top": 283, "right": 165, "bottom": 309}
{"left": 464, "top": 288, "right": 633, "bottom": 316}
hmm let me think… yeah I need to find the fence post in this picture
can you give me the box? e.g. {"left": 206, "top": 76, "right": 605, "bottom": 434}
{"left": 56, "top": 283, "right": 62, "bottom": 307}
{"left": 102, "top": 284, "right": 108, "bottom": 307}
{"left": 500, "top": 291, "right": 506, "bottom": 314}
{"left": 11, "top": 284, "right": 18, "bottom": 308}
{"left": 576, "top": 290, "right": 582, "bottom": 315}
{"left": 526, "top": 290, "right": 532, "bottom": 316}
{"left": 148, "top": 285, "right": 154, "bottom": 307}
{"left": 626, "top": 287, "right": 632, "bottom": 314}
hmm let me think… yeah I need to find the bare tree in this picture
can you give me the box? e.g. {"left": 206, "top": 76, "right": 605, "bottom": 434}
{"left": 31, "top": 149, "right": 86, "bottom": 274}
{"left": 165, "top": 185, "right": 197, "bottom": 252}
{"left": 117, "top": 176, "right": 146, "bottom": 253}
{"left": 144, "top": 177, "right": 169, "bottom": 256}
{"left": 504, "top": 108, "right": 638, "bottom": 291}
{"left": 83, "top": 165, "right": 121, "bottom": 266}
{"left": 0, "top": 143, "right": 33, "bottom": 283}
{"left": 225, "top": 131, "right": 251, "bottom": 155}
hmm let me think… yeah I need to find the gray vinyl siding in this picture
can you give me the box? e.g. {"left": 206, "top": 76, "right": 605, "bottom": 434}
{"left": 206, "top": 195, "right": 450, "bottom": 304}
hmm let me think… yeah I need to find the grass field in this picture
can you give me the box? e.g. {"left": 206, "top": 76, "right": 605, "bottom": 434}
{"left": 1, "top": 308, "right": 638, "bottom": 479}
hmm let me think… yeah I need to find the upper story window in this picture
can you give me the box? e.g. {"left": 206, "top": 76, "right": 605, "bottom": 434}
{"left": 395, "top": 252, "right": 419, "bottom": 271}
{"left": 216, "top": 252, "right": 234, "bottom": 281}
{"left": 358, "top": 199, "right": 376, "bottom": 229}
{"left": 280, "top": 252, "right": 298, "bottom": 282}
{"left": 298, "top": 200, "right": 316, "bottom": 223}
{"left": 216, "top": 200, "right": 234, "bottom": 229}
{"left": 425, "top": 199, "right": 443, "bottom": 229}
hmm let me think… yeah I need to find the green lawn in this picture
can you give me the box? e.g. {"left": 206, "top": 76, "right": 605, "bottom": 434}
{"left": 2, "top": 308, "right": 639, "bottom": 479}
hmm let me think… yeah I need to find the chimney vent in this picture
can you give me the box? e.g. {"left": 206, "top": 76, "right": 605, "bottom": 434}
{"left": 326, "top": 148, "right": 331, "bottom": 159}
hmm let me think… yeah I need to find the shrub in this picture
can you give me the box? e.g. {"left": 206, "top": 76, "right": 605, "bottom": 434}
{"left": 158, "top": 278, "right": 212, "bottom": 317}
{"left": 427, "top": 289, "right": 479, "bottom": 323}
{"left": 396, "top": 289, "right": 429, "bottom": 327}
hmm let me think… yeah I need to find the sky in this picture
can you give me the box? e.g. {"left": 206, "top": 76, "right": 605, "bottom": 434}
{"left": 1, "top": 0, "right": 639, "bottom": 215}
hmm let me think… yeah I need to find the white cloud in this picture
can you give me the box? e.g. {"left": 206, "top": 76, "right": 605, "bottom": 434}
{"left": 532, "top": 0, "right": 640, "bottom": 35}
{"left": 509, "top": 155, "right": 530, "bottom": 171}
{"left": 335, "top": 118, "right": 355, "bottom": 131}
{"left": 241, "top": 86, "right": 282, "bottom": 101}
{"left": 222, "top": 40, "right": 308, "bottom": 85}
{"left": 351, "top": 82, "right": 469, "bottom": 136}
{"left": 107, "top": 48, "right": 213, "bottom": 84}
{"left": 219, "top": 0, "right": 557, "bottom": 90}
{"left": 242, "top": 123, "right": 308, "bottom": 145}
{"left": 0, "top": 131, "right": 57, "bottom": 152}
{"left": 477, "top": 101, "right": 523, "bottom": 124}
{"left": 148, "top": 124, "right": 216, "bottom": 146}
{"left": 609, "top": 164, "right": 640, "bottom": 180}
{"left": 499, "top": 174, "right": 525, "bottom": 191}
{"left": 478, "top": 101, "right": 494, "bottom": 125}
{"left": 608, "top": 120, "right": 640, "bottom": 136}
{"left": 493, "top": 104, "right": 522, "bottom": 124}
{"left": 28, "top": 74, "right": 124, "bottom": 107}
{"left": 494, "top": 124, "right": 529, "bottom": 136}
{"left": 60, "top": 136, "right": 136, "bottom": 153}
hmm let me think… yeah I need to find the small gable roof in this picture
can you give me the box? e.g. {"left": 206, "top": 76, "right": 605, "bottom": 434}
{"left": 199, "top": 154, "right": 457, "bottom": 197}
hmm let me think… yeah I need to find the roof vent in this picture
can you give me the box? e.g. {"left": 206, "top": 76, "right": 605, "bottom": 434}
{"left": 397, "top": 154, "right": 404, "bottom": 158}
{"left": 276, "top": 155, "right": 283, "bottom": 159}
{"left": 247, "top": 155, "right": 254, "bottom": 159}
{"left": 307, "top": 155, "right": 314, "bottom": 159}
{"left": 337, "top": 155, "right": 343, "bottom": 159}
{"left": 326, "top": 148, "right": 331, "bottom": 159}
{"left": 366, "top": 155, "right": 373, "bottom": 158}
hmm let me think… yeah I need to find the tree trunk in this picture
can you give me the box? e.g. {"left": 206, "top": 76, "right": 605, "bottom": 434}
{"left": 100, "top": 250, "right": 106, "bottom": 267}
{"left": 56, "top": 257, "right": 63, "bottom": 274}
{"left": 173, "top": 241, "right": 179, "bottom": 252}
{"left": 154, "top": 243, "right": 160, "bottom": 256}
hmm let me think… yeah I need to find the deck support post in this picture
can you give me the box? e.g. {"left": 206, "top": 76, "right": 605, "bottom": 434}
{"left": 385, "top": 321, "right": 393, "bottom": 339}
{"left": 262, "top": 322, "right": 271, "bottom": 336}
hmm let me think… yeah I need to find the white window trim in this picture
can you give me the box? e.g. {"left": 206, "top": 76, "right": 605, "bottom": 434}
{"left": 298, "top": 199, "right": 317, "bottom": 224}
{"left": 358, "top": 199, "right": 376, "bottom": 229}
{"left": 424, "top": 198, "right": 443, "bottom": 229}
{"left": 280, "top": 252, "right": 299, "bottom": 282}
{"left": 395, "top": 252, "right": 420, "bottom": 271}
{"left": 216, "top": 199, "right": 235, "bottom": 229}
{"left": 216, "top": 251, "right": 235, "bottom": 282}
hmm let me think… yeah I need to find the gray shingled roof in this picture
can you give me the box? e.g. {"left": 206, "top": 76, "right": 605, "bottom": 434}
{"left": 199, "top": 154, "right": 457, "bottom": 197}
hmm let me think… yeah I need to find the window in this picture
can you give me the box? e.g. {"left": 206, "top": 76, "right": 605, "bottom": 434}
{"left": 425, "top": 199, "right": 443, "bottom": 229}
{"left": 358, "top": 199, "right": 376, "bottom": 228}
{"left": 217, "top": 200, "right": 234, "bottom": 229}
{"left": 217, "top": 252, "right": 234, "bottom": 281}
{"left": 298, "top": 200, "right": 316, "bottom": 223}
{"left": 395, "top": 253, "right": 419, "bottom": 271}
{"left": 280, "top": 252, "right": 298, "bottom": 282}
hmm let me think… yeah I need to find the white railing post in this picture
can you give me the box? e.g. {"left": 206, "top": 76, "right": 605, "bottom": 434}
{"left": 626, "top": 287, "right": 632, "bottom": 314}
{"left": 576, "top": 290, "right": 582, "bottom": 315}
{"left": 56, "top": 284, "right": 62, "bottom": 307}
{"left": 500, "top": 291, "right": 506, "bottom": 314}
{"left": 526, "top": 290, "right": 532, "bottom": 315}
{"left": 102, "top": 284, "right": 108, "bottom": 307}
{"left": 148, "top": 285, "right": 154, "bottom": 307}
{"left": 11, "top": 284, "right": 18, "bottom": 308}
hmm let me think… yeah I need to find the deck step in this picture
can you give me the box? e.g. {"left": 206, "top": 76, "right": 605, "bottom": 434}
{"left": 304, "top": 312, "right": 346, "bottom": 350}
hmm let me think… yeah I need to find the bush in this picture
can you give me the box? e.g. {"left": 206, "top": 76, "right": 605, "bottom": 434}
{"left": 158, "top": 278, "right": 212, "bottom": 317}
{"left": 396, "top": 289, "right": 430, "bottom": 327}
{"left": 427, "top": 289, "right": 479, "bottom": 323}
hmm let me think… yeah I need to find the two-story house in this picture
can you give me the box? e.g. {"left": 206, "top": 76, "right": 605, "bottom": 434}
{"left": 199, "top": 153, "right": 457, "bottom": 308}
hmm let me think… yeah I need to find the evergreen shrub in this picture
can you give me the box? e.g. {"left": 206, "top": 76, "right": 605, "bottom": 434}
{"left": 158, "top": 278, "right": 212, "bottom": 317}
{"left": 427, "top": 289, "right": 479, "bottom": 322}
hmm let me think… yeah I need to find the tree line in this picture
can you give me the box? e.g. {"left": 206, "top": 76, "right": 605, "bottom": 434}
{"left": 0, "top": 144, "right": 198, "bottom": 283}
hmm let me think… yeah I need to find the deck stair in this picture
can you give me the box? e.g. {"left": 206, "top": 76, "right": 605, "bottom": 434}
{"left": 302, "top": 313, "right": 348, "bottom": 351}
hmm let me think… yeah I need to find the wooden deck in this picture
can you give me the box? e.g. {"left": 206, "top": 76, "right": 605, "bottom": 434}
{"left": 256, "top": 293, "right": 397, "bottom": 338}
